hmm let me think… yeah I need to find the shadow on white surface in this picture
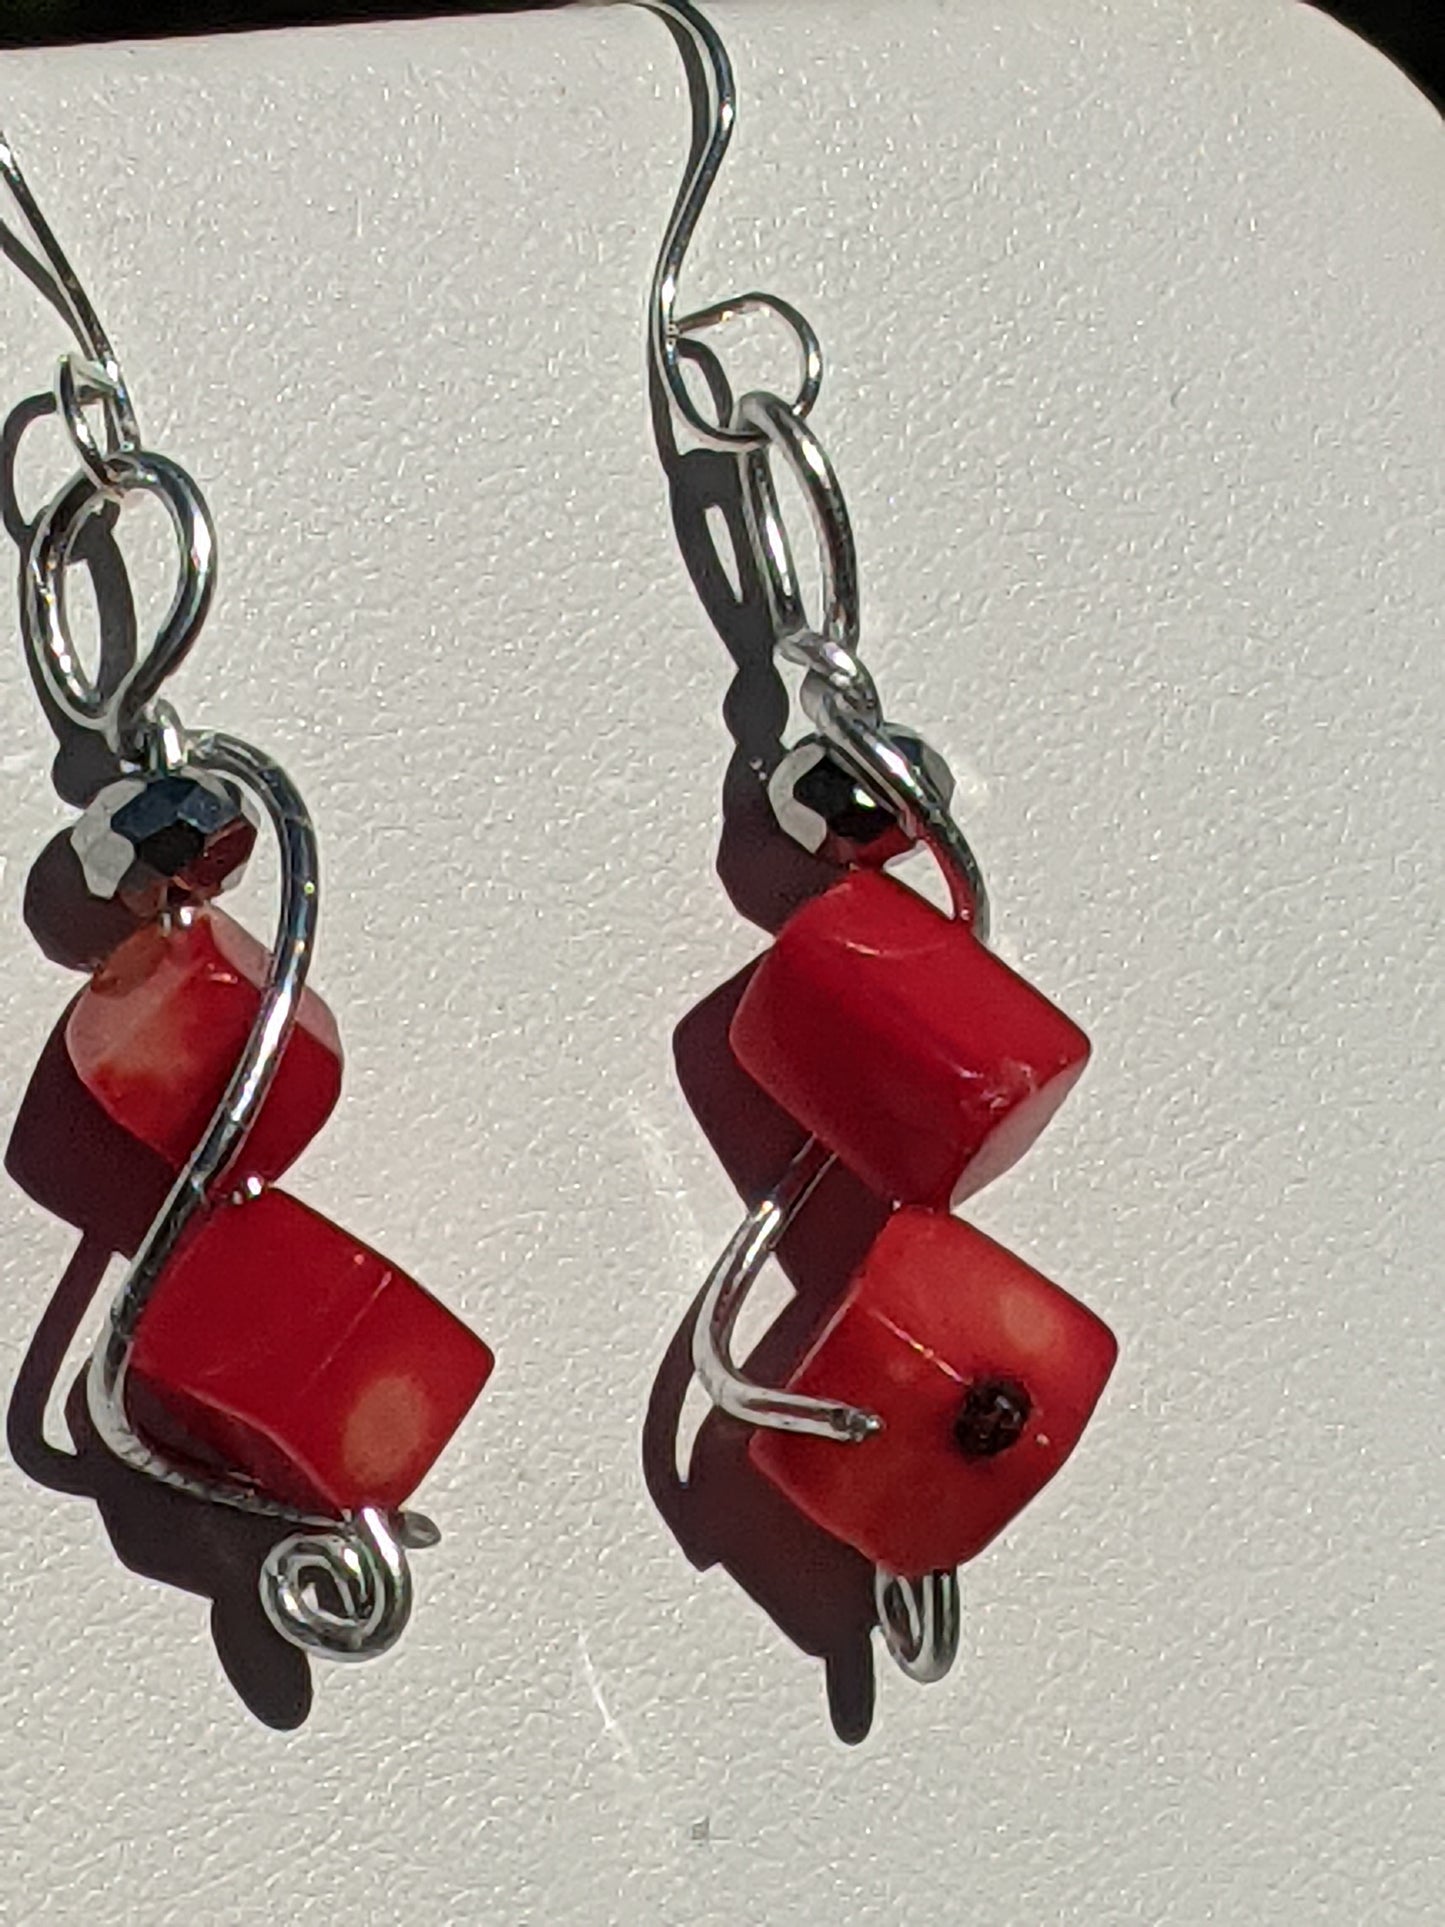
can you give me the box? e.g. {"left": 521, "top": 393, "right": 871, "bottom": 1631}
{"left": 634, "top": 46, "right": 923, "bottom": 1739}
{"left": 1, "top": 384, "right": 316, "bottom": 1729}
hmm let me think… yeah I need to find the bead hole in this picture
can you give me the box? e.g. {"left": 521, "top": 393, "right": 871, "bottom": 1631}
{"left": 953, "top": 1379, "right": 1032, "bottom": 1459}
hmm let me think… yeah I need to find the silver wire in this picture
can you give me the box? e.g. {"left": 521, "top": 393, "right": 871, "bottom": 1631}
{"left": 0, "top": 129, "right": 140, "bottom": 466}
{"left": 80, "top": 733, "right": 418, "bottom": 1660}
{"left": 24, "top": 449, "right": 217, "bottom": 761}
{"left": 260, "top": 1508, "right": 413, "bottom": 1663}
{"left": 693, "top": 1138, "right": 881, "bottom": 1444}
{"left": 633, "top": 0, "right": 823, "bottom": 449}
{"left": 640, "top": 6, "right": 972, "bottom": 1685}
{"left": 875, "top": 1568, "right": 962, "bottom": 1684}
{"left": 734, "top": 387, "right": 861, "bottom": 652}
{"left": 5, "top": 133, "right": 420, "bottom": 1663}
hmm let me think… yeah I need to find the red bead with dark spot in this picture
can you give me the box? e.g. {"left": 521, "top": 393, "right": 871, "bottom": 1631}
{"left": 66, "top": 908, "right": 343, "bottom": 1184}
{"left": 125, "top": 1188, "right": 493, "bottom": 1516}
{"left": 749, "top": 1208, "right": 1117, "bottom": 1576}
{"left": 729, "top": 869, "right": 1090, "bottom": 1207}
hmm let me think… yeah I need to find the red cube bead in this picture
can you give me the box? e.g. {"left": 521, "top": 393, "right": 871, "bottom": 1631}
{"left": 730, "top": 869, "right": 1089, "bottom": 1207}
{"left": 749, "top": 1209, "right": 1117, "bottom": 1576}
{"left": 125, "top": 1188, "right": 494, "bottom": 1516}
{"left": 67, "top": 908, "right": 342, "bottom": 1184}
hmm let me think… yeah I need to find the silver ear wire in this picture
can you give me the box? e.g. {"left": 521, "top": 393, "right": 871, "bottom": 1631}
{"left": 0, "top": 128, "right": 141, "bottom": 469}
{"left": 633, "top": 0, "right": 823, "bottom": 450}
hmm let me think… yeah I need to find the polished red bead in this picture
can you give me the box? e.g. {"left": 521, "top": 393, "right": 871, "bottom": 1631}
{"left": 750, "top": 1209, "right": 1116, "bottom": 1575}
{"left": 66, "top": 908, "right": 343, "bottom": 1184}
{"left": 125, "top": 1188, "right": 494, "bottom": 1516}
{"left": 729, "top": 869, "right": 1090, "bottom": 1207}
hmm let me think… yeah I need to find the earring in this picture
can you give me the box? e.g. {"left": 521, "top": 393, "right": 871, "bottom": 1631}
{"left": 0, "top": 135, "right": 493, "bottom": 1667}
{"left": 639, "top": 2, "right": 1118, "bottom": 1688}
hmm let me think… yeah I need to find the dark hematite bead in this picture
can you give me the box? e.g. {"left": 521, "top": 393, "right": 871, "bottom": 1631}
{"left": 768, "top": 729, "right": 955, "bottom": 869}
{"left": 793, "top": 754, "right": 896, "bottom": 849}
{"left": 953, "top": 1379, "right": 1032, "bottom": 1459}
{"left": 72, "top": 769, "right": 259, "bottom": 920}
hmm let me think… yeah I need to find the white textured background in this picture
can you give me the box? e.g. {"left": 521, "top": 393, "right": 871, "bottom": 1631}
{"left": 0, "top": 3, "right": 1440, "bottom": 1922}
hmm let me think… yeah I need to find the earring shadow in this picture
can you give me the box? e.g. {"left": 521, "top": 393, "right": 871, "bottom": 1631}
{"left": 2, "top": 392, "right": 316, "bottom": 1727}
{"left": 637, "top": 39, "right": 892, "bottom": 1740}
{"left": 643, "top": 967, "right": 892, "bottom": 1746}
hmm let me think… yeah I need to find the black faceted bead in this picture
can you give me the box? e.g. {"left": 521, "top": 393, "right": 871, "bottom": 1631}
{"left": 767, "top": 729, "right": 955, "bottom": 868}
{"left": 71, "top": 770, "right": 259, "bottom": 919}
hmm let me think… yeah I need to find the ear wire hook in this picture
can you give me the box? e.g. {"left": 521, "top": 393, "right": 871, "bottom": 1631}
{"left": 0, "top": 128, "right": 141, "bottom": 479}
{"left": 631, "top": 0, "right": 823, "bottom": 449}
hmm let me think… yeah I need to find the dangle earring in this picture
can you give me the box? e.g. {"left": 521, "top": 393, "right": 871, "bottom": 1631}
{"left": 637, "top": 2, "right": 1118, "bottom": 1686}
{"left": 1, "top": 136, "right": 493, "bottom": 1664}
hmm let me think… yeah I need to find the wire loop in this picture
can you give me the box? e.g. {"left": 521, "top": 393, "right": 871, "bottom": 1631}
{"left": 875, "top": 1569, "right": 962, "bottom": 1684}
{"left": 734, "top": 387, "right": 861, "bottom": 653}
{"left": 261, "top": 1509, "right": 414, "bottom": 1662}
{"left": 638, "top": 1, "right": 823, "bottom": 448}
{"left": 24, "top": 448, "right": 217, "bottom": 760}
{"left": 0, "top": 129, "right": 140, "bottom": 460}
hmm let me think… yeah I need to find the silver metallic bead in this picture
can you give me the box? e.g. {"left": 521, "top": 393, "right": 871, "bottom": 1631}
{"left": 768, "top": 728, "right": 954, "bottom": 867}
{"left": 71, "top": 769, "right": 259, "bottom": 918}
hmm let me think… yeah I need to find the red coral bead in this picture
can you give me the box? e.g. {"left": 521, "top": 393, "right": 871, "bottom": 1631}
{"left": 66, "top": 908, "right": 342, "bottom": 1184}
{"left": 749, "top": 1209, "right": 1117, "bottom": 1576}
{"left": 125, "top": 1188, "right": 494, "bottom": 1515}
{"left": 729, "top": 869, "right": 1090, "bottom": 1207}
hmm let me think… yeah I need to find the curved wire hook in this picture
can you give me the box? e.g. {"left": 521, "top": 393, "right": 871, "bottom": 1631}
{"left": 0, "top": 129, "right": 140, "bottom": 463}
{"left": 633, "top": 0, "right": 823, "bottom": 449}
{"left": 691, "top": 1138, "right": 961, "bottom": 1685}
{"left": 694, "top": 1136, "right": 881, "bottom": 1444}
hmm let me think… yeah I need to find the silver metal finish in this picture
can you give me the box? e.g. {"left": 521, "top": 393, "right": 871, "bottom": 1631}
{"left": 0, "top": 130, "right": 139, "bottom": 462}
{"left": 25, "top": 448, "right": 217, "bottom": 760}
{"left": 814, "top": 695, "right": 991, "bottom": 939}
{"left": 694, "top": 1138, "right": 881, "bottom": 1444}
{"left": 734, "top": 387, "right": 860, "bottom": 651}
{"left": 636, "top": 1, "right": 823, "bottom": 450}
{"left": 261, "top": 1508, "right": 412, "bottom": 1662}
{"left": 875, "top": 1568, "right": 962, "bottom": 1684}
{"left": 638, "top": 3, "right": 979, "bottom": 1683}
{"left": 89, "top": 733, "right": 321, "bottom": 1369}
{"left": 5, "top": 133, "right": 422, "bottom": 1663}
{"left": 74, "top": 744, "right": 417, "bottom": 1663}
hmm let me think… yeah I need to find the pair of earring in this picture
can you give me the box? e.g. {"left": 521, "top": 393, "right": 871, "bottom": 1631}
{"left": 1, "top": 0, "right": 1117, "bottom": 1696}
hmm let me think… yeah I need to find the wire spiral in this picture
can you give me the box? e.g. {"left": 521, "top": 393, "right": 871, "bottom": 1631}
{"left": 261, "top": 1509, "right": 414, "bottom": 1662}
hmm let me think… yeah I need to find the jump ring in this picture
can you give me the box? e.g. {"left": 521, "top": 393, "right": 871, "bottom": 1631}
{"left": 24, "top": 448, "right": 216, "bottom": 758}
{"left": 733, "top": 388, "right": 860, "bottom": 652}
{"left": 661, "top": 292, "right": 823, "bottom": 451}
